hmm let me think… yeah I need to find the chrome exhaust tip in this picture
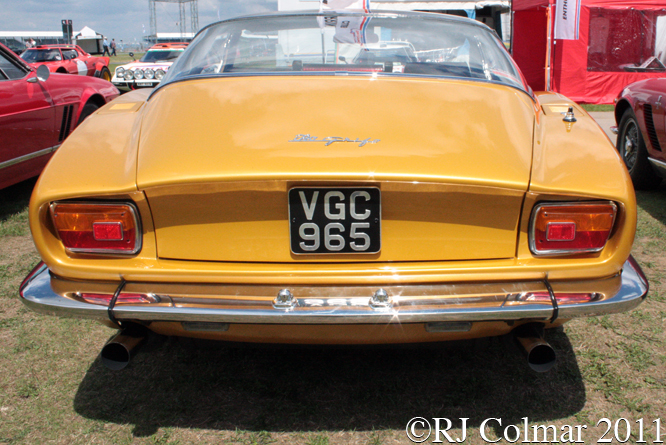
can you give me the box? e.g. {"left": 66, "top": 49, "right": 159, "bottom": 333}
{"left": 100, "top": 327, "right": 147, "bottom": 371}
{"left": 514, "top": 324, "right": 557, "bottom": 373}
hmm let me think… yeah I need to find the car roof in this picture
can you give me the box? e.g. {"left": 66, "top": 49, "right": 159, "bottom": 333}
{"left": 148, "top": 42, "right": 188, "bottom": 50}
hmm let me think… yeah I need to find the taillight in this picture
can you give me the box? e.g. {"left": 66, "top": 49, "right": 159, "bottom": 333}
{"left": 518, "top": 292, "right": 599, "bottom": 304}
{"left": 530, "top": 202, "right": 617, "bottom": 255}
{"left": 50, "top": 202, "right": 142, "bottom": 254}
{"left": 78, "top": 293, "right": 158, "bottom": 305}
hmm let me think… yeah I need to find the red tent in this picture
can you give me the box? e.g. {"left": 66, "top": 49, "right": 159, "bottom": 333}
{"left": 512, "top": 0, "right": 666, "bottom": 103}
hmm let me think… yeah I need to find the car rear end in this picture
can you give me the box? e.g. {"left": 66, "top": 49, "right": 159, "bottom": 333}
{"left": 21, "top": 13, "right": 646, "bottom": 364}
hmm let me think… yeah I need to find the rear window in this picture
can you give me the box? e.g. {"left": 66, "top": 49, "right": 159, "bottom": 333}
{"left": 163, "top": 12, "right": 526, "bottom": 91}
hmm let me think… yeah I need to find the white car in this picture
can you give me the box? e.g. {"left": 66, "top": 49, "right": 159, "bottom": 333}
{"left": 111, "top": 42, "right": 187, "bottom": 89}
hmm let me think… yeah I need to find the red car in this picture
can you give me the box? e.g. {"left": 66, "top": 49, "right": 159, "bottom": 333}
{"left": 615, "top": 78, "right": 666, "bottom": 189}
{"left": 0, "top": 43, "right": 119, "bottom": 190}
{"left": 20, "top": 44, "right": 111, "bottom": 81}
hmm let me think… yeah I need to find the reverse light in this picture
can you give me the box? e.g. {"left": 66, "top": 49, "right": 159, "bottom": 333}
{"left": 530, "top": 202, "right": 617, "bottom": 255}
{"left": 50, "top": 202, "right": 142, "bottom": 254}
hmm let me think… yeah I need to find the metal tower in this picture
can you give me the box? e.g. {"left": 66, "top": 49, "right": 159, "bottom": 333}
{"left": 149, "top": 0, "right": 199, "bottom": 41}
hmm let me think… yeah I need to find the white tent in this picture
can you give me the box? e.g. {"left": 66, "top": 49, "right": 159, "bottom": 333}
{"left": 74, "top": 26, "right": 103, "bottom": 54}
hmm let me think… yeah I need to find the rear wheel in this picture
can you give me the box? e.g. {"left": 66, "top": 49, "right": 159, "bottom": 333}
{"left": 98, "top": 66, "right": 111, "bottom": 81}
{"left": 77, "top": 103, "right": 99, "bottom": 126}
{"left": 617, "top": 108, "right": 661, "bottom": 190}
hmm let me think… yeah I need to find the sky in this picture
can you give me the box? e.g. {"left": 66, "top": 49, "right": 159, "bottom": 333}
{"left": 0, "top": 0, "right": 278, "bottom": 43}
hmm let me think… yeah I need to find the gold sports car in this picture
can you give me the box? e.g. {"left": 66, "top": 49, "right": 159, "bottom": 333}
{"left": 20, "top": 11, "right": 647, "bottom": 372}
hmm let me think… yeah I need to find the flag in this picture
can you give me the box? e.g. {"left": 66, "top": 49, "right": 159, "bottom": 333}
{"left": 554, "top": 0, "right": 581, "bottom": 40}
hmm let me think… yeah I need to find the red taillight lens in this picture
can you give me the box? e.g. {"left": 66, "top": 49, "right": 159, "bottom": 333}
{"left": 530, "top": 202, "right": 617, "bottom": 255}
{"left": 50, "top": 202, "right": 141, "bottom": 254}
{"left": 519, "top": 292, "right": 598, "bottom": 304}
{"left": 79, "top": 293, "right": 158, "bottom": 305}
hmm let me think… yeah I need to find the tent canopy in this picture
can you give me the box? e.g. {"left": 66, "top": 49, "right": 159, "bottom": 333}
{"left": 512, "top": 0, "right": 666, "bottom": 103}
{"left": 74, "top": 26, "right": 101, "bottom": 39}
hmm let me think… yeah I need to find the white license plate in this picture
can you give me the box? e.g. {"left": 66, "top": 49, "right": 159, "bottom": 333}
{"left": 289, "top": 187, "right": 381, "bottom": 254}
{"left": 136, "top": 82, "right": 153, "bottom": 87}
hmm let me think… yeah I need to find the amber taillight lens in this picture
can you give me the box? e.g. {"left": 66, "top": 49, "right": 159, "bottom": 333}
{"left": 530, "top": 202, "right": 617, "bottom": 255}
{"left": 50, "top": 202, "right": 142, "bottom": 254}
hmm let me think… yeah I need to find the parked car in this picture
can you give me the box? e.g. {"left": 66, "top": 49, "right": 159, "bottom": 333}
{"left": 20, "top": 12, "right": 647, "bottom": 372}
{"left": 111, "top": 42, "right": 188, "bottom": 89}
{"left": 20, "top": 44, "right": 111, "bottom": 80}
{"left": 615, "top": 78, "right": 666, "bottom": 189}
{"left": 0, "top": 43, "right": 119, "bottom": 190}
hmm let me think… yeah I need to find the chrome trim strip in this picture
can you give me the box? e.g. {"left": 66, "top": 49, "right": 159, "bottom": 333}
{"left": 0, "top": 145, "right": 60, "bottom": 170}
{"left": 648, "top": 157, "right": 666, "bottom": 178}
{"left": 20, "top": 258, "right": 647, "bottom": 325}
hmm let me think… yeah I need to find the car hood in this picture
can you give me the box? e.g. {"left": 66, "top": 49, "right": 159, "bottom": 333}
{"left": 136, "top": 76, "right": 535, "bottom": 189}
{"left": 118, "top": 61, "right": 174, "bottom": 70}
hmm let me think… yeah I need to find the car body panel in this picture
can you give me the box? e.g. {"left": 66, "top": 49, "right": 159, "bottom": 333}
{"left": 29, "top": 80, "right": 632, "bottom": 283}
{"left": 21, "top": 45, "right": 110, "bottom": 77}
{"left": 136, "top": 76, "right": 534, "bottom": 263}
{"left": 616, "top": 78, "right": 666, "bottom": 164}
{"left": 0, "top": 43, "right": 119, "bottom": 190}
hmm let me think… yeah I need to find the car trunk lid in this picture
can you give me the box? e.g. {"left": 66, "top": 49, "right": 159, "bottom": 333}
{"left": 137, "top": 76, "right": 535, "bottom": 263}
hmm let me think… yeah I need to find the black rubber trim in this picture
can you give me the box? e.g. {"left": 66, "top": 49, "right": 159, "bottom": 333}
{"left": 544, "top": 277, "right": 559, "bottom": 323}
{"left": 107, "top": 279, "right": 126, "bottom": 327}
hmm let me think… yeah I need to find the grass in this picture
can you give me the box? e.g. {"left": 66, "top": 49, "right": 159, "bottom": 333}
{"left": 108, "top": 51, "right": 145, "bottom": 75}
{"left": 580, "top": 104, "right": 614, "bottom": 112}
{"left": 1, "top": 179, "right": 665, "bottom": 444}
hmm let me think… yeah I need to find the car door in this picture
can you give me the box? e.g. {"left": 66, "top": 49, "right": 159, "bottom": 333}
{"left": 653, "top": 92, "right": 666, "bottom": 152}
{"left": 0, "top": 48, "right": 57, "bottom": 188}
{"left": 63, "top": 49, "right": 88, "bottom": 75}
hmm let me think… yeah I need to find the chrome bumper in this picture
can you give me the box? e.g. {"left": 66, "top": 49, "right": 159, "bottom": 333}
{"left": 19, "top": 257, "right": 648, "bottom": 325}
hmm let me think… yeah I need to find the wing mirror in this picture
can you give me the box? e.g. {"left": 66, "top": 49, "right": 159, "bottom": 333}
{"left": 27, "top": 64, "right": 50, "bottom": 83}
{"left": 128, "top": 52, "right": 135, "bottom": 61}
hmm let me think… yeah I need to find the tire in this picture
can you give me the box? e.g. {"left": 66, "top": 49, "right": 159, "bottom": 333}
{"left": 98, "top": 66, "right": 111, "bottom": 81}
{"left": 617, "top": 108, "right": 661, "bottom": 190}
{"left": 77, "top": 103, "right": 99, "bottom": 126}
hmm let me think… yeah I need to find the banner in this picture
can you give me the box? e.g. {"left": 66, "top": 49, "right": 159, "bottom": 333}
{"left": 554, "top": 0, "right": 581, "bottom": 40}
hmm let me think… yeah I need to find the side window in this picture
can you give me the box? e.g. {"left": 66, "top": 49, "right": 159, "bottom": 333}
{"left": 0, "top": 52, "right": 27, "bottom": 80}
{"left": 62, "top": 49, "right": 77, "bottom": 60}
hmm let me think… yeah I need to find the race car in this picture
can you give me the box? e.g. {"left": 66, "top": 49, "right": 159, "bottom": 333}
{"left": 111, "top": 42, "right": 188, "bottom": 89}
{"left": 21, "top": 44, "right": 111, "bottom": 80}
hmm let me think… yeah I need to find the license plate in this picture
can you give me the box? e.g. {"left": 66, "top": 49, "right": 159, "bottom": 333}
{"left": 136, "top": 82, "right": 152, "bottom": 87}
{"left": 289, "top": 187, "right": 380, "bottom": 254}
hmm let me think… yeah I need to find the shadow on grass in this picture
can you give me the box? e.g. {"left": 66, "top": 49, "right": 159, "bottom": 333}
{"left": 636, "top": 183, "right": 666, "bottom": 229}
{"left": 74, "top": 329, "right": 585, "bottom": 436}
{"left": 0, "top": 178, "right": 36, "bottom": 221}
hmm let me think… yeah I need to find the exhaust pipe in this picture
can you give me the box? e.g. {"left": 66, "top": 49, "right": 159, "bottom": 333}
{"left": 100, "top": 327, "right": 147, "bottom": 371}
{"left": 513, "top": 324, "right": 557, "bottom": 373}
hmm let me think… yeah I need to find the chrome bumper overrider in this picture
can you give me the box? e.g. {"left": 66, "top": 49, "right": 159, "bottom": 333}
{"left": 19, "top": 258, "right": 648, "bottom": 325}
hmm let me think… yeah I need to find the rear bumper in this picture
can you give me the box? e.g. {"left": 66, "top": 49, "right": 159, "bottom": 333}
{"left": 19, "top": 257, "right": 648, "bottom": 325}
